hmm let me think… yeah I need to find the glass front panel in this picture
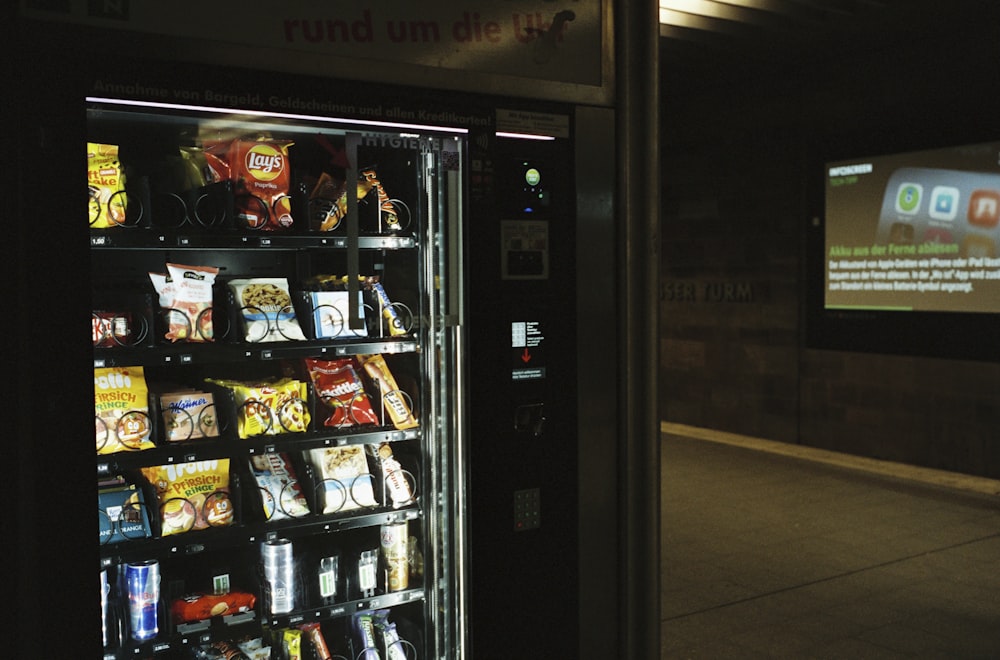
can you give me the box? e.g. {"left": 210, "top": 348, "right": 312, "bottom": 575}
{"left": 89, "top": 98, "right": 466, "bottom": 660}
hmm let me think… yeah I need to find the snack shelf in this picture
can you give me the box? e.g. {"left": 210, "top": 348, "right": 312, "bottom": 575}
{"left": 262, "top": 586, "right": 425, "bottom": 629}
{"left": 98, "top": 426, "right": 420, "bottom": 480}
{"left": 93, "top": 337, "right": 420, "bottom": 369}
{"left": 99, "top": 504, "right": 422, "bottom": 568}
{"left": 239, "top": 427, "right": 422, "bottom": 458}
{"left": 113, "top": 609, "right": 261, "bottom": 660}
{"left": 102, "top": 587, "right": 425, "bottom": 660}
{"left": 90, "top": 230, "right": 417, "bottom": 251}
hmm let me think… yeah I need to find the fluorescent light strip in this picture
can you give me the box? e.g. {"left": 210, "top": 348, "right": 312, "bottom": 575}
{"left": 86, "top": 96, "right": 469, "bottom": 135}
{"left": 659, "top": 0, "right": 782, "bottom": 25}
{"left": 659, "top": 0, "right": 776, "bottom": 16}
{"left": 661, "top": 0, "right": 728, "bottom": 19}
{"left": 496, "top": 131, "right": 556, "bottom": 141}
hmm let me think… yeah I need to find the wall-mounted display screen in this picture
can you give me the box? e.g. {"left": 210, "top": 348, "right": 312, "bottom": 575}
{"left": 825, "top": 141, "right": 1000, "bottom": 314}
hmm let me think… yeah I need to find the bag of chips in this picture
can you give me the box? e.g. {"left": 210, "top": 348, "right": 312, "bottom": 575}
{"left": 149, "top": 263, "right": 219, "bottom": 342}
{"left": 208, "top": 377, "right": 310, "bottom": 438}
{"left": 229, "top": 137, "right": 295, "bottom": 230}
{"left": 307, "top": 171, "right": 348, "bottom": 232}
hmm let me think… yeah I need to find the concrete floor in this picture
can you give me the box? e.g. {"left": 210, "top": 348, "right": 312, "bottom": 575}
{"left": 661, "top": 427, "right": 1000, "bottom": 659}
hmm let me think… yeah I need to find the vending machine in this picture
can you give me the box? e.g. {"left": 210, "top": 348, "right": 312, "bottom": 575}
{"left": 13, "top": 2, "right": 642, "bottom": 659}
{"left": 80, "top": 68, "right": 468, "bottom": 659}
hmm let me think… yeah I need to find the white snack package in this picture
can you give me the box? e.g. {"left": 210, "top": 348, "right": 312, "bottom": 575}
{"left": 228, "top": 277, "right": 306, "bottom": 342}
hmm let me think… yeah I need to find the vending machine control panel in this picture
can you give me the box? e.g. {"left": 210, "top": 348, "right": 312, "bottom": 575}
{"left": 500, "top": 158, "right": 553, "bottom": 279}
{"left": 501, "top": 218, "right": 549, "bottom": 279}
{"left": 467, "top": 111, "right": 578, "bottom": 657}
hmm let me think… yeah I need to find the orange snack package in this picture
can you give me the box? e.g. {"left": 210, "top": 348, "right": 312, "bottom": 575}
{"left": 230, "top": 138, "right": 295, "bottom": 230}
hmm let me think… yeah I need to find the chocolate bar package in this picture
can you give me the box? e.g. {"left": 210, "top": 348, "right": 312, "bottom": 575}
{"left": 98, "top": 478, "right": 152, "bottom": 544}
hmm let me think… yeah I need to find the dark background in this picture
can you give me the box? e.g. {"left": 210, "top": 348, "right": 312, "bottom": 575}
{"left": 658, "top": 2, "right": 1000, "bottom": 477}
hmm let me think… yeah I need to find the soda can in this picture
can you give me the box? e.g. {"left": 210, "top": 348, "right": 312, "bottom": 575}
{"left": 125, "top": 559, "right": 160, "bottom": 641}
{"left": 379, "top": 521, "right": 409, "bottom": 592}
{"left": 261, "top": 538, "right": 294, "bottom": 614}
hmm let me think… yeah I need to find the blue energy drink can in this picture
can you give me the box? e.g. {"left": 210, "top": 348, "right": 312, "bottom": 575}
{"left": 125, "top": 559, "right": 160, "bottom": 641}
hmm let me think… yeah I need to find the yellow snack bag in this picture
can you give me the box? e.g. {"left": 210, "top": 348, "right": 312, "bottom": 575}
{"left": 283, "top": 629, "right": 302, "bottom": 660}
{"left": 88, "top": 142, "right": 127, "bottom": 228}
{"left": 95, "top": 366, "right": 155, "bottom": 454}
{"left": 208, "top": 377, "right": 310, "bottom": 438}
{"left": 141, "top": 459, "right": 233, "bottom": 536}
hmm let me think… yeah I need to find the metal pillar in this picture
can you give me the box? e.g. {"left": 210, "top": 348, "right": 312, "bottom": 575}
{"left": 616, "top": 0, "right": 661, "bottom": 658}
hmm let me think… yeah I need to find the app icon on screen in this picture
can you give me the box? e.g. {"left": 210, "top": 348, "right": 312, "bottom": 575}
{"left": 922, "top": 227, "right": 953, "bottom": 244}
{"left": 895, "top": 183, "right": 922, "bottom": 214}
{"left": 888, "top": 222, "right": 915, "bottom": 244}
{"left": 968, "top": 189, "right": 1000, "bottom": 228}
{"left": 961, "top": 235, "right": 996, "bottom": 258}
{"left": 929, "top": 186, "right": 960, "bottom": 221}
